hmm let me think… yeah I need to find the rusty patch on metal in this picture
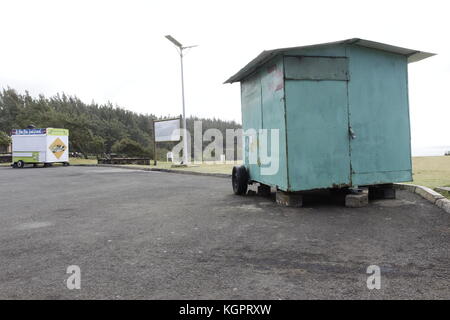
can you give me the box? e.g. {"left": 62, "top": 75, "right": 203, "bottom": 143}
{"left": 275, "top": 82, "right": 284, "bottom": 91}
{"left": 267, "top": 64, "right": 284, "bottom": 92}
{"left": 267, "top": 65, "right": 277, "bottom": 73}
{"left": 331, "top": 183, "right": 350, "bottom": 189}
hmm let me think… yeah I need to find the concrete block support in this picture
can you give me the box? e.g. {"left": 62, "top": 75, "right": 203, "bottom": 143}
{"left": 369, "top": 184, "right": 396, "bottom": 200}
{"left": 276, "top": 191, "right": 303, "bottom": 207}
{"left": 257, "top": 184, "right": 271, "bottom": 197}
{"left": 345, "top": 190, "right": 369, "bottom": 208}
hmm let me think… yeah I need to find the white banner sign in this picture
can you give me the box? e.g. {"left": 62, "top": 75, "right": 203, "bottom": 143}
{"left": 155, "top": 119, "right": 181, "bottom": 142}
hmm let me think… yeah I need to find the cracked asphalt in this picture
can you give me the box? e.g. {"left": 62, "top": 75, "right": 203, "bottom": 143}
{"left": 0, "top": 165, "right": 449, "bottom": 299}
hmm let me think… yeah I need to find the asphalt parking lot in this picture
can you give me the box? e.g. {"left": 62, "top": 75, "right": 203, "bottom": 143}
{"left": 0, "top": 165, "right": 449, "bottom": 299}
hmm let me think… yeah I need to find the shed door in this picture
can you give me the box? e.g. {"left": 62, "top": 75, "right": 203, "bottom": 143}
{"left": 346, "top": 48, "right": 412, "bottom": 186}
{"left": 284, "top": 56, "right": 351, "bottom": 190}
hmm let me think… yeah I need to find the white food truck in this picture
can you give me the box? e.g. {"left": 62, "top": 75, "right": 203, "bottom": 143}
{"left": 11, "top": 128, "right": 69, "bottom": 168}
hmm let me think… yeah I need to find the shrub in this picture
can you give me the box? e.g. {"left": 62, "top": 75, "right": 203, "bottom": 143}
{"left": 111, "top": 138, "right": 149, "bottom": 157}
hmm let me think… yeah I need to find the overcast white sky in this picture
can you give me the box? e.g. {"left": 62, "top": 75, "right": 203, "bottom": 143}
{"left": 0, "top": 0, "right": 448, "bottom": 154}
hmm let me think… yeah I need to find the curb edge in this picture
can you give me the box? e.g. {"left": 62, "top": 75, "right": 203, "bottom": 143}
{"left": 394, "top": 183, "right": 450, "bottom": 214}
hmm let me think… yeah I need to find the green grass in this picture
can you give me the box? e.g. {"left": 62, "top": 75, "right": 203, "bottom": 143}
{"left": 410, "top": 156, "right": 450, "bottom": 198}
{"left": 410, "top": 156, "right": 450, "bottom": 189}
{"left": 69, "top": 157, "right": 98, "bottom": 165}
{"left": 125, "top": 161, "right": 241, "bottom": 175}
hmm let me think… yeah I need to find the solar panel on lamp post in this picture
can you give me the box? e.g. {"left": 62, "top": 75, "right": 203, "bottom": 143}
{"left": 165, "top": 35, "right": 197, "bottom": 164}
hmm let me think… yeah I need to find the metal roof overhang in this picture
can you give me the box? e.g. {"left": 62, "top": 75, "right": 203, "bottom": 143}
{"left": 224, "top": 38, "right": 436, "bottom": 84}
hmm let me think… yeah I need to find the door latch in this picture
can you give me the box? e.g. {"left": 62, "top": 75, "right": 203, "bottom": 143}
{"left": 349, "top": 127, "right": 356, "bottom": 139}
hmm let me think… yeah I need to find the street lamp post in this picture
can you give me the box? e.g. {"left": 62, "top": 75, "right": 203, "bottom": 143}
{"left": 165, "top": 35, "right": 197, "bottom": 164}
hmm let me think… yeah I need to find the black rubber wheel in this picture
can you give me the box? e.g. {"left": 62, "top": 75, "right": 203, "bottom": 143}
{"left": 12, "top": 163, "right": 17, "bottom": 168}
{"left": 16, "top": 160, "right": 25, "bottom": 168}
{"left": 232, "top": 165, "right": 248, "bottom": 195}
{"left": 63, "top": 162, "right": 70, "bottom": 166}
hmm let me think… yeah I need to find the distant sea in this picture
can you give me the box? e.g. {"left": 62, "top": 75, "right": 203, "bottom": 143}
{"left": 412, "top": 146, "right": 450, "bottom": 157}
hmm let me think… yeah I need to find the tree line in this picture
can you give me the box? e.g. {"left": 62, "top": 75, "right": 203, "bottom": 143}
{"left": 0, "top": 88, "right": 241, "bottom": 159}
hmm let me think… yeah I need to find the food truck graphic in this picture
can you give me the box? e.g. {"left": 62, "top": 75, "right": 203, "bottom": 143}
{"left": 11, "top": 128, "right": 69, "bottom": 168}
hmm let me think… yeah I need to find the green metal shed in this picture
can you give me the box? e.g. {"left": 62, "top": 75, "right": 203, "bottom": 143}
{"left": 226, "top": 38, "right": 434, "bottom": 193}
